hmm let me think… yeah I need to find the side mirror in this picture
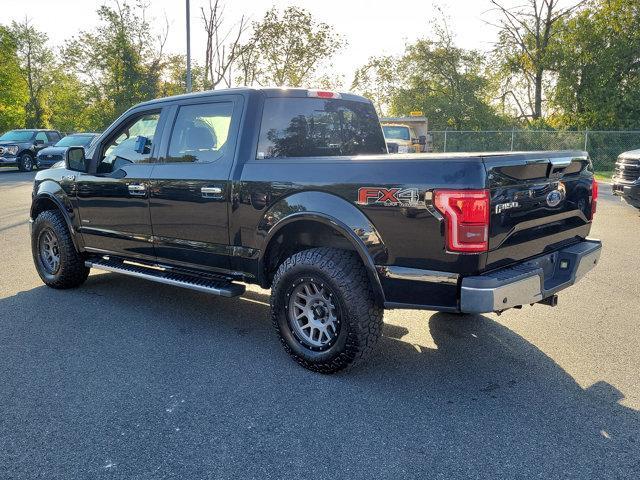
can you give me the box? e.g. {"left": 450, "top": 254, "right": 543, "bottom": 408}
{"left": 66, "top": 147, "right": 87, "bottom": 172}
{"left": 134, "top": 135, "right": 150, "bottom": 154}
{"left": 34, "top": 139, "right": 45, "bottom": 146}
{"left": 418, "top": 135, "right": 427, "bottom": 145}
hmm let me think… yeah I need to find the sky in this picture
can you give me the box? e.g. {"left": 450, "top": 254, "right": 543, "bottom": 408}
{"left": 3, "top": 0, "right": 519, "bottom": 83}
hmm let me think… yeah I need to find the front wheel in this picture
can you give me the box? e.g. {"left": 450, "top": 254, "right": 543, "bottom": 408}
{"left": 17, "top": 153, "right": 34, "bottom": 172}
{"left": 31, "top": 210, "right": 89, "bottom": 289}
{"left": 271, "top": 247, "right": 383, "bottom": 373}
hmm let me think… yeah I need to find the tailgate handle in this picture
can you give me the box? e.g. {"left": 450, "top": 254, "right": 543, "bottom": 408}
{"left": 550, "top": 157, "right": 572, "bottom": 168}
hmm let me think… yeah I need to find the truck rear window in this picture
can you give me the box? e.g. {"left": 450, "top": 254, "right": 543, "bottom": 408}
{"left": 256, "top": 97, "right": 386, "bottom": 159}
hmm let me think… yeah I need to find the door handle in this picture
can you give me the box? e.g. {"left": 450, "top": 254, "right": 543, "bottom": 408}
{"left": 62, "top": 175, "right": 75, "bottom": 181}
{"left": 201, "top": 186, "right": 223, "bottom": 198}
{"left": 128, "top": 183, "right": 147, "bottom": 196}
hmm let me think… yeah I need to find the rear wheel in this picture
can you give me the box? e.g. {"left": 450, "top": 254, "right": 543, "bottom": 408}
{"left": 17, "top": 153, "right": 34, "bottom": 172}
{"left": 271, "top": 247, "right": 383, "bottom": 373}
{"left": 31, "top": 210, "right": 89, "bottom": 288}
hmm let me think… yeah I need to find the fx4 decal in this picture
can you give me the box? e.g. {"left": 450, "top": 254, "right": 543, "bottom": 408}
{"left": 357, "top": 187, "right": 421, "bottom": 207}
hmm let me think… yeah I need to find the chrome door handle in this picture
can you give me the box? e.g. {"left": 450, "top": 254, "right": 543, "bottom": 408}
{"left": 201, "top": 186, "right": 223, "bottom": 198}
{"left": 201, "top": 187, "right": 222, "bottom": 194}
{"left": 62, "top": 175, "right": 75, "bottom": 181}
{"left": 128, "top": 183, "right": 147, "bottom": 195}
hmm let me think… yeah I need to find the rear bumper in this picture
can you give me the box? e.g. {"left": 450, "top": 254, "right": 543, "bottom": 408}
{"left": 460, "top": 239, "right": 601, "bottom": 313}
{"left": 612, "top": 182, "right": 640, "bottom": 208}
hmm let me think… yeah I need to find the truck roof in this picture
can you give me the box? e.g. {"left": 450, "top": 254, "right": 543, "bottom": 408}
{"left": 135, "top": 87, "right": 372, "bottom": 109}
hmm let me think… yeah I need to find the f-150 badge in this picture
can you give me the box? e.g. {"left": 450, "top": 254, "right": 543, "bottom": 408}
{"left": 357, "top": 187, "right": 420, "bottom": 207}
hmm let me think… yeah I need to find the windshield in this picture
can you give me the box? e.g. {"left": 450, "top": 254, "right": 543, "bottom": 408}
{"left": 382, "top": 126, "right": 411, "bottom": 141}
{"left": 0, "top": 130, "right": 35, "bottom": 142}
{"left": 55, "top": 135, "right": 95, "bottom": 147}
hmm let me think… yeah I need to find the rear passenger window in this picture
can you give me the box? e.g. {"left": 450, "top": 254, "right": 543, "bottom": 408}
{"left": 256, "top": 97, "right": 387, "bottom": 159}
{"left": 167, "top": 102, "right": 233, "bottom": 163}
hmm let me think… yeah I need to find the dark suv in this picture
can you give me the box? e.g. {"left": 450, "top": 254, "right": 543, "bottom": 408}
{"left": 0, "top": 129, "right": 62, "bottom": 171}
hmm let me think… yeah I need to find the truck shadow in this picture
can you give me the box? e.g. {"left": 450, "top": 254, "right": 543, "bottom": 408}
{"left": 1, "top": 273, "right": 638, "bottom": 477}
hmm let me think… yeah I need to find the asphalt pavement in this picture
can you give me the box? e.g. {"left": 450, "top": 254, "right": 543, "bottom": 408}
{"left": 1, "top": 167, "right": 639, "bottom": 479}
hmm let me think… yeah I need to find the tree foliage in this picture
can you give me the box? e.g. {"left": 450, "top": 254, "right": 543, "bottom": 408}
{"left": 353, "top": 23, "right": 507, "bottom": 130}
{"left": 9, "top": 19, "right": 54, "bottom": 128}
{"left": 0, "top": 1, "right": 638, "bottom": 134}
{"left": 0, "top": 26, "right": 28, "bottom": 131}
{"left": 549, "top": 0, "right": 640, "bottom": 129}
{"left": 490, "top": 0, "right": 584, "bottom": 121}
{"left": 64, "top": 1, "right": 169, "bottom": 130}
{"left": 236, "top": 6, "right": 345, "bottom": 88}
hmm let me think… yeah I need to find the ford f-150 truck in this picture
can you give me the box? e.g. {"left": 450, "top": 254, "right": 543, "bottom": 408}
{"left": 0, "top": 129, "right": 62, "bottom": 171}
{"left": 29, "top": 88, "right": 601, "bottom": 372}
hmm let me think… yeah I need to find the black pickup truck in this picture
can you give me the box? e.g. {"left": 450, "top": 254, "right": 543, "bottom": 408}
{"left": 30, "top": 88, "right": 601, "bottom": 372}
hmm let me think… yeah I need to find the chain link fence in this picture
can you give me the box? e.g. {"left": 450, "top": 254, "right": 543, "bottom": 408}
{"left": 428, "top": 130, "right": 640, "bottom": 172}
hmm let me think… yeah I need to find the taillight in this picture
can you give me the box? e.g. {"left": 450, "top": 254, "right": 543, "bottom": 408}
{"left": 591, "top": 178, "right": 598, "bottom": 220}
{"left": 433, "top": 189, "right": 490, "bottom": 253}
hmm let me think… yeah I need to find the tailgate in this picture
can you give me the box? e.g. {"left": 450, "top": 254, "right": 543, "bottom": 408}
{"left": 483, "top": 151, "right": 595, "bottom": 270}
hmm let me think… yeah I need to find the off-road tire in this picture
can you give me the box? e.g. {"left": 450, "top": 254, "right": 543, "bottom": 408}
{"left": 32, "top": 210, "right": 89, "bottom": 289}
{"left": 17, "top": 153, "right": 34, "bottom": 172}
{"left": 271, "top": 247, "right": 383, "bottom": 373}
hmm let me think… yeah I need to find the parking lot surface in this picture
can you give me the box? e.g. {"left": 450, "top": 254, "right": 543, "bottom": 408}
{"left": 1, "top": 168, "right": 639, "bottom": 479}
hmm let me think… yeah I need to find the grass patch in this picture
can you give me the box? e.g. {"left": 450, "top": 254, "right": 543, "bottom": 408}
{"left": 594, "top": 170, "right": 613, "bottom": 182}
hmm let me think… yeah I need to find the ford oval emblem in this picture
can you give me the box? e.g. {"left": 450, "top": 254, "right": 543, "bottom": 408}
{"left": 546, "top": 189, "right": 563, "bottom": 207}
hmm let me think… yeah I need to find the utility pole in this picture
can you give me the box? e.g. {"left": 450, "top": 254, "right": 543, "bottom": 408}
{"left": 186, "top": 0, "right": 192, "bottom": 93}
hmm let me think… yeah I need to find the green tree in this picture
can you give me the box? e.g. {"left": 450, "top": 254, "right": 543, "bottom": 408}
{"left": 46, "top": 70, "right": 91, "bottom": 133}
{"left": 64, "top": 1, "right": 168, "bottom": 129}
{"left": 353, "top": 23, "right": 506, "bottom": 130}
{"left": 351, "top": 55, "right": 398, "bottom": 115}
{"left": 237, "top": 6, "right": 345, "bottom": 87}
{"left": 9, "top": 19, "right": 54, "bottom": 128}
{"left": 0, "top": 26, "right": 28, "bottom": 131}
{"left": 490, "top": 0, "right": 584, "bottom": 121}
{"left": 158, "top": 54, "right": 206, "bottom": 97}
{"left": 549, "top": 0, "right": 640, "bottom": 129}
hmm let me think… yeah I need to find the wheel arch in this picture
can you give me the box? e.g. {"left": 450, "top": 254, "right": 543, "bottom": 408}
{"left": 257, "top": 192, "right": 387, "bottom": 305}
{"left": 31, "top": 187, "right": 82, "bottom": 252}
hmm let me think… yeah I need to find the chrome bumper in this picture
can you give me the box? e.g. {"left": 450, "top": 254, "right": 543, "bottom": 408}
{"left": 460, "top": 239, "right": 602, "bottom": 313}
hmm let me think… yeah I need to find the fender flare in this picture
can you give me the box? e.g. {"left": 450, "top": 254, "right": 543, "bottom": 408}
{"left": 257, "top": 191, "right": 387, "bottom": 304}
{"left": 31, "top": 185, "right": 82, "bottom": 252}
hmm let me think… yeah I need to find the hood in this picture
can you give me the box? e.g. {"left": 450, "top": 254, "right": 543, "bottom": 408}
{"left": 619, "top": 149, "right": 640, "bottom": 160}
{"left": 387, "top": 139, "right": 412, "bottom": 146}
{"left": 0, "top": 140, "right": 30, "bottom": 148}
{"left": 37, "top": 146, "right": 69, "bottom": 157}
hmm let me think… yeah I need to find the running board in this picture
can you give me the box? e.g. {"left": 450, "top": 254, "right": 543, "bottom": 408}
{"left": 85, "top": 259, "right": 245, "bottom": 297}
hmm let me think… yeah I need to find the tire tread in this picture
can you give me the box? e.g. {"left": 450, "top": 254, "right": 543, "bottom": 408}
{"left": 270, "top": 247, "right": 383, "bottom": 373}
{"left": 32, "top": 210, "right": 89, "bottom": 289}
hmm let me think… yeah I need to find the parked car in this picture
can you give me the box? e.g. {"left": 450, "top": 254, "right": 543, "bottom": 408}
{"left": 36, "top": 133, "right": 99, "bottom": 169}
{"left": 612, "top": 149, "right": 640, "bottom": 209}
{"left": 29, "top": 88, "right": 601, "bottom": 373}
{"left": 0, "top": 129, "right": 62, "bottom": 171}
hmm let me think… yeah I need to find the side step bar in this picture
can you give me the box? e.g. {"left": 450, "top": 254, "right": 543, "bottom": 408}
{"left": 85, "top": 259, "right": 245, "bottom": 298}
